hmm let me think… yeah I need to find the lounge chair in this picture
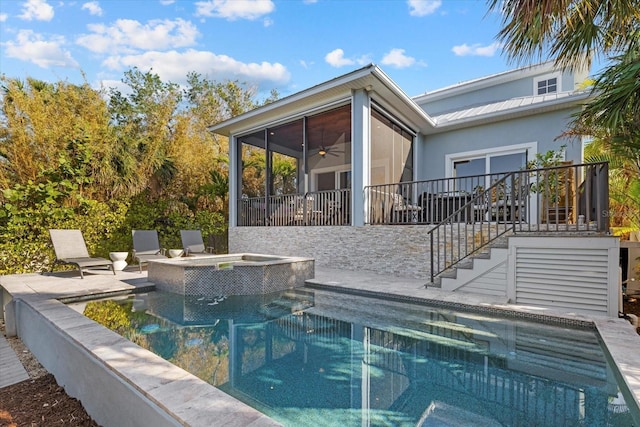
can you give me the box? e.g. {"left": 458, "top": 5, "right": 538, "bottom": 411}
{"left": 180, "top": 230, "right": 215, "bottom": 256}
{"left": 49, "top": 229, "right": 115, "bottom": 279}
{"left": 132, "top": 230, "right": 167, "bottom": 273}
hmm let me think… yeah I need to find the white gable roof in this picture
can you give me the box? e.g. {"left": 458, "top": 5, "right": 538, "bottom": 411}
{"left": 412, "top": 61, "right": 560, "bottom": 103}
{"left": 209, "top": 64, "right": 436, "bottom": 136}
{"left": 209, "top": 62, "right": 591, "bottom": 137}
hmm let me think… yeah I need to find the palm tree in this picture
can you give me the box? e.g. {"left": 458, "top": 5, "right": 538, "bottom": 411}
{"left": 488, "top": 0, "right": 640, "bottom": 234}
{"left": 487, "top": 0, "right": 640, "bottom": 140}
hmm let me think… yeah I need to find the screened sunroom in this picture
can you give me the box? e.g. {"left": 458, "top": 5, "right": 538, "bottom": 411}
{"left": 211, "top": 65, "right": 434, "bottom": 228}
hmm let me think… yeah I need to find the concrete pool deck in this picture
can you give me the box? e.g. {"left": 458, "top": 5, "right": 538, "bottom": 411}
{"left": 1, "top": 267, "right": 640, "bottom": 426}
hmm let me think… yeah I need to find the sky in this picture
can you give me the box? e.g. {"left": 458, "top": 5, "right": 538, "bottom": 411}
{"left": 0, "top": 0, "right": 543, "bottom": 100}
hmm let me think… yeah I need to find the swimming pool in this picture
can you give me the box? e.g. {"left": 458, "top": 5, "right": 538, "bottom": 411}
{"left": 70, "top": 288, "right": 640, "bottom": 426}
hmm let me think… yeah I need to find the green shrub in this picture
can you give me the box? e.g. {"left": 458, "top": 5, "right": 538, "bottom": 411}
{"left": 0, "top": 184, "right": 228, "bottom": 275}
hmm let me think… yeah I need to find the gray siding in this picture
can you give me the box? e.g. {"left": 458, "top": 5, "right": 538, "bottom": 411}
{"left": 419, "top": 78, "right": 534, "bottom": 116}
{"left": 417, "top": 108, "right": 583, "bottom": 180}
{"left": 416, "top": 69, "right": 578, "bottom": 116}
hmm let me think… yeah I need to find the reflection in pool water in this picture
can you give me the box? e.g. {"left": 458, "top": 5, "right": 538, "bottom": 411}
{"left": 72, "top": 289, "right": 639, "bottom": 427}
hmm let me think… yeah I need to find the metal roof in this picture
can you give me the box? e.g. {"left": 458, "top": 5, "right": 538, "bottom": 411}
{"left": 430, "top": 90, "right": 592, "bottom": 132}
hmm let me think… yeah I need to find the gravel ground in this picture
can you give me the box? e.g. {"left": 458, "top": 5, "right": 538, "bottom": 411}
{"left": 0, "top": 319, "right": 99, "bottom": 427}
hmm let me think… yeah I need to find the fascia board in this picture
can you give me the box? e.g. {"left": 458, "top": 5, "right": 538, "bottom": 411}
{"left": 208, "top": 65, "right": 377, "bottom": 135}
{"left": 208, "top": 64, "right": 437, "bottom": 136}
{"left": 369, "top": 66, "right": 437, "bottom": 129}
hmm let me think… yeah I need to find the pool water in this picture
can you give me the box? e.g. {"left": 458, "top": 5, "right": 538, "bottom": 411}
{"left": 71, "top": 289, "right": 639, "bottom": 426}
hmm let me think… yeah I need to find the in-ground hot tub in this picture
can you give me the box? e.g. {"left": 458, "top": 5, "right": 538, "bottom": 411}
{"left": 147, "top": 253, "right": 314, "bottom": 296}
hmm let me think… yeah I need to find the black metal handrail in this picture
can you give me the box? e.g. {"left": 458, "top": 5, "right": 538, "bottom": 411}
{"left": 365, "top": 171, "right": 520, "bottom": 225}
{"left": 238, "top": 188, "right": 351, "bottom": 226}
{"left": 427, "top": 173, "right": 517, "bottom": 283}
{"left": 425, "top": 162, "right": 609, "bottom": 282}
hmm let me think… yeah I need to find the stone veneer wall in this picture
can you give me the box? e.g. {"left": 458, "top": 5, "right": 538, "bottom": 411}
{"left": 230, "top": 225, "right": 441, "bottom": 279}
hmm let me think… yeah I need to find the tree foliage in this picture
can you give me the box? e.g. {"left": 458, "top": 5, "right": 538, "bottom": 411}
{"left": 108, "top": 68, "right": 183, "bottom": 198}
{"left": 488, "top": 0, "right": 639, "bottom": 69}
{"left": 487, "top": 0, "right": 640, "bottom": 142}
{"left": 0, "top": 77, "right": 115, "bottom": 196}
{"left": 0, "top": 69, "right": 275, "bottom": 274}
{"left": 488, "top": 0, "right": 640, "bottom": 230}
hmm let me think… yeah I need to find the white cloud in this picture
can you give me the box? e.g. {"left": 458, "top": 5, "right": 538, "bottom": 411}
{"left": 263, "top": 17, "right": 273, "bottom": 27}
{"left": 325, "top": 49, "right": 353, "bottom": 67}
{"left": 325, "top": 48, "right": 372, "bottom": 67}
{"left": 452, "top": 42, "right": 502, "bottom": 57}
{"left": 76, "top": 18, "right": 199, "bottom": 54}
{"left": 81, "top": 1, "right": 103, "bottom": 16}
{"left": 102, "top": 49, "right": 290, "bottom": 87}
{"left": 408, "top": 0, "right": 441, "bottom": 17}
{"left": 381, "top": 48, "right": 415, "bottom": 68}
{"left": 160, "top": 0, "right": 175, "bottom": 5}
{"left": 195, "top": 0, "right": 275, "bottom": 21}
{"left": 4, "top": 29, "right": 79, "bottom": 68}
{"left": 0, "top": 14, "right": 8, "bottom": 22}
{"left": 19, "top": 0, "right": 54, "bottom": 21}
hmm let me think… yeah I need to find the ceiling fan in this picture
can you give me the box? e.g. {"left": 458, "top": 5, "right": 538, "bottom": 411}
{"left": 314, "top": 145, "right": 342, "bottom": 157}
{"left": 309, "top": 129, "right": 344, "bottom": 158}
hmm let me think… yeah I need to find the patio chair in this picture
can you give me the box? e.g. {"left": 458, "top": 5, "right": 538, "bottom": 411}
{"left": 180, "top": 230, "right": 215, "bottom": 256}
{"left": 267, "top": 195, "right": 315, "bottom": 226}
{"left": 391, "top": 193, "right": 422, "bottom": 223}
{"left": 49, "top": 229, "right": 115, "bottom": 279}
{"left": 132, "top": 230, "right": 167, "bottom": 273}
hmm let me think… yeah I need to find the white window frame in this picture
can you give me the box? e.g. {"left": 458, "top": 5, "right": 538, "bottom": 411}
{"left": 445, "top": 142, "right": 537, "bottom": 178}
{"left": 310, "top": 164, "right": 351, "bottom": 191}
{"left": 445, "top": 142, "right": 539, "bottom": 223}
{"left": 533, "top": 73, "right": 561, "bottom": 95}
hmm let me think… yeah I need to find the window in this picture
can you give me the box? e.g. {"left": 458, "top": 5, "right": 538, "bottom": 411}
{"left": 311, "top": 166, "right": 351, "bottom": 191}
{"left": 534, "top": 74, "right": 560, "bottom": 95}
{"left": 370, "top": 108, "right": 414, "bottom": 185}
{"left": 446, "top": 143, "right": 536, "bottom": 193}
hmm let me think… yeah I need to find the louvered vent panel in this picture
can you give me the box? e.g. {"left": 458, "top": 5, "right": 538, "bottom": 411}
{"left": 515, "top": 247, "right": 609, "bottom": 314}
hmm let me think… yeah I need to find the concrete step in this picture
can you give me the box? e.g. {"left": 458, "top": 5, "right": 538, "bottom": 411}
{"left": 429, "top": 232, "right": 513, "bottom": 288}
{"left": 440, "top": 247, "right": 508, "bottom": 291}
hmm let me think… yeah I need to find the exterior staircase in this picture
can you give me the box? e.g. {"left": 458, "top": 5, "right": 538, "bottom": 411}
{"left": 429, "top": 236, "right": 510, "bottom": 293}
{"left": 426, "top": 162, "right": 609, "bottom": 294}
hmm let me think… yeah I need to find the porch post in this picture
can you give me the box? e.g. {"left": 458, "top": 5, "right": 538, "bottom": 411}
{"left": 229, "top": 134, "right": 238, "bottom": 227}
{"left": 352, "top": 88, "right": 371, "bottom": 226}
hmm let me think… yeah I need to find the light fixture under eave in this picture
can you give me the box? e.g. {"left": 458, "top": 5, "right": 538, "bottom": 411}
{"left": 318, "top": 148, "right": 327, "bottom": 157}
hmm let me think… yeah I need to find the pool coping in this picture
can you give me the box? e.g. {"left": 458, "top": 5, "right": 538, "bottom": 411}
{"left": 2, "top": 267, "right": 640, "bottom": 426}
